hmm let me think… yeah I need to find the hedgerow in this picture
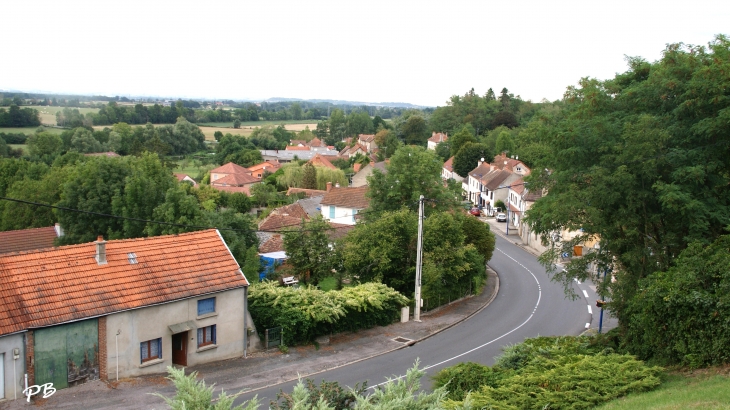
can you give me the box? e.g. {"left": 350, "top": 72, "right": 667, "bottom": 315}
{"left": 248, "top": 281, "right": 408, "bottom": 345}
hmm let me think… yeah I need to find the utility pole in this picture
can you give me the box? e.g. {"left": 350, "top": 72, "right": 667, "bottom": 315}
{"left": 414, "top": 195, "right": 424, "bottom": 322}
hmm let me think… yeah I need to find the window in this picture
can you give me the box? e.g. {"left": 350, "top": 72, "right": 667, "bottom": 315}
{"left": 140, "top": 338, "right": 162, "bottom": 363}
{"left": 198, "top": 325, "right": 216, "bottom": 347}
{"left": 197, "top": 297, "right": 216, "bottom": 316}
{"left": 329, "top": 205, "right": 335, "bottom": 219}
{"left": 352, "top": 209, "right": 357, "bottom": 223}
{"left": 127, "top": 252, "right": 138, "bottom": 264}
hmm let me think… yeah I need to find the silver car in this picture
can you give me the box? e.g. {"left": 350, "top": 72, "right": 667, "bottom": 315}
{"left": 496, "top": 213, "right": 507, "bottom": 222}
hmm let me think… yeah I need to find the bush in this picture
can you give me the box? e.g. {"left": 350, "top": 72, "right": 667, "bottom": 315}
{"left": 432, "top": 362, "right": 504, "bottom": 401}
{"left": 441, "top": 336, "right": 663, "bottom": 410}
{"left": 248, "top": 282, "right": 408, "bottom": 345}
{"left": 0, "top": 132, "right": 27, "bottom": 144}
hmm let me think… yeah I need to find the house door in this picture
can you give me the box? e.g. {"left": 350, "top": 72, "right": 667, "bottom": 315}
{"left": 171, "top": 332, "right": 187, "bottom": 367}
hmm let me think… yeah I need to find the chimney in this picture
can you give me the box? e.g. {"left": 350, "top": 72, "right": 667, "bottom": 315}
{"left": 95, "top": 236, "right": 107, "bottom": 265}
{"left": 326, "top": 182, "right": 332, "bottom": 192}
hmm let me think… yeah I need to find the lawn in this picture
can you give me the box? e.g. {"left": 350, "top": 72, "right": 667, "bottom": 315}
{"left": 171, "top": 159, "right": 216, "bottom": 180}
{"left": 22, "top": 105, "right": 99, "bottom": 126}
{"left": 597, "top": 367, "right": 730, "bottom": 410}
{"left": 0, "top": 126, "right": 65, "bottom": 135}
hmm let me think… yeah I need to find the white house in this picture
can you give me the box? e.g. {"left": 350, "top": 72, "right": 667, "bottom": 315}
{"left": 320, "top": 185, "right": 370, "bottom": 225}
{"left": 427, "top": 132, "right": 448, "bottom": 151}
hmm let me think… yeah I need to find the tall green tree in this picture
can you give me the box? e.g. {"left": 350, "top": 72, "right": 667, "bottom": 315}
{"left": 301, "top": 162, "right": 317, "bottom": 190}
{"left": 452, "top": 142, "right": 492, "bottom": 178}
{"left": 282, "top": 216, "right": 335, "bottom": 285}
{"left": 524, "top": 35, "right": 730, "bottom": 331}
{"left": 145, "top": 185, "right": 205, "bottom": 236}
{"left": 367, "top": 146, "right": 456, "bottom": 214}
{"left": 449, "top": 126, "right": 477, "bottom": 158}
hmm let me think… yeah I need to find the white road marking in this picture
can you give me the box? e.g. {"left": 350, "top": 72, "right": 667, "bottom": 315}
{"left": 587, "top": 305, "right": 592, "bottom": 315}
{"left": 574, "top": 278, "right": 581, "bottom": 284}
{"left": 582, "top": 290, "right": 589, "bottom": 298}
{"left": 369, "top": 246, "right": 543, "bottom": 390}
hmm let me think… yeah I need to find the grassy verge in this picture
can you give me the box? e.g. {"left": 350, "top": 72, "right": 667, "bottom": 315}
{"left": 9, "top": 144, "right": 27, "bottom": 153}
{"left": 596, "top": 367, "right": 730, "bottom": 410}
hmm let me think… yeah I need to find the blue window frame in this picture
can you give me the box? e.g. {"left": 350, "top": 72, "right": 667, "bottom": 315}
{"left": 352, "top": 209, "right": 357, "bottom": 223}
{"left": 197, "top": 297, "right": 215, "bottom": 316}
{"left": 140, "top": 338, "right": 162, "bottom": 363}
{"left": 198, "top": 325, "right": 216, "bottom": 347}
{"left": 329, "top": 205, "right": 335, "bottom": 219}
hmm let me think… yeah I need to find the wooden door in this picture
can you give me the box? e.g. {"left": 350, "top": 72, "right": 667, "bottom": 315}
{"left": 171, "top": 332, "right": 187, "bottom": 366}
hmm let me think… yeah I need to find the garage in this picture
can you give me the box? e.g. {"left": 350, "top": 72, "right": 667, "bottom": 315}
{"left": 34, "top": 319, "right": 99, "bottom": 390}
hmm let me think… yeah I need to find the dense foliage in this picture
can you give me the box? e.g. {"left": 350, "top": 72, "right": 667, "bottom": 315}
{"left": 623, "top": 234, "right": 730, "bottom": 367}
{"left": 247, "top": 281, "right": 408, "bottom": 345}
{"left": 520, "top": 36, "right": 730, "bottom": 352}
{"left": 435, "top": 336, "right": 663, "bottom": 410}
{"left": 0, "top": 105, "right": 41, "bottom": 127}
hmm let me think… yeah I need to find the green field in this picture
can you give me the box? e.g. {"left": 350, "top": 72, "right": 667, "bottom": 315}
{"left": 9, "top": 144, "right": 27, "bottom": 153}
{"left": 597, "top": 368, "right": 730, "bottom": 409}
{"left": 199, "top": 120, "right": 318, "bottom": 128}
{"left": 21, "top": 105, "right": 99, "bottom": 126}
{"left": 0, "top": 126, "right": 65, "bottom": 135}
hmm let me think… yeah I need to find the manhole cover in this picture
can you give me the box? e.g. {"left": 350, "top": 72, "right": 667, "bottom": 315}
{"left": 393, "top": 337, "right": 412, "bottom": 343}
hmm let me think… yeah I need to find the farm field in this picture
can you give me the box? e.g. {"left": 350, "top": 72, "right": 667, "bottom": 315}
{"left": 21, "top": 106, "right": 99, "bottom": 126}
{"left": 0, "top": 126, "right": 65, "bottom": 135}
{"left": 197, "top": 122, "right": 317, "bottom": 141}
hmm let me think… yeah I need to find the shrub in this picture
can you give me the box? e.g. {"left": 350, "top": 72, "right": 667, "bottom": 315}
{"left": 432, "top": 362, "right": 504, "bottom": 401}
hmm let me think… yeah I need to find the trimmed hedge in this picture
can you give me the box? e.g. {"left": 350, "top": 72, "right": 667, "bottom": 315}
{"left": 248, "top": 282, "right": 408, "bottom": 346}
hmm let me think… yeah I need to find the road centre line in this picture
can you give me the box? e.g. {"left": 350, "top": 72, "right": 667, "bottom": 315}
{"left": 369, "top": 246, "right": 542, "bottom": 389}
{"left": 587, "top": 305, "right": 592, "bottom": 315}
{"left": 582, "top": 289, "right": 589, "bottom": 298}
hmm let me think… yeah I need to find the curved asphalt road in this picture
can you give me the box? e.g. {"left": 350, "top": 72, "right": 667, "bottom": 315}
{"left": 235, "top": 233, "right": 591, "bottom": 405}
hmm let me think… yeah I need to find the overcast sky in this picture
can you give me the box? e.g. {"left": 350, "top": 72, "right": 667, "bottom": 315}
{"left": 3, "top": 0, "right": 728, "bottom": 107}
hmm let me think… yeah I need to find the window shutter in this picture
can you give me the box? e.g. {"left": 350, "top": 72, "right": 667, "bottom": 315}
{"left": 158, "top": 338, "right": 162, "bottom": 359}
{"left": 197, "top": 298, "right": 215, "bottom": 315}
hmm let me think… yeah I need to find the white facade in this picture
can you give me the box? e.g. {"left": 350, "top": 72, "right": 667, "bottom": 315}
{"left": 321, "top": 205, "right": 359, "bottom": 225}
{"left": 105, "top": 288, "right": 260, "bottom": 379}
{"left": 0, "top": 333, "right": 24, "bottom": 402}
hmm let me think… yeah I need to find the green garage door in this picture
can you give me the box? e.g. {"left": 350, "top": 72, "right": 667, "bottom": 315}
{"left": 34, "top": 319, "right": 99, "bottom": 390}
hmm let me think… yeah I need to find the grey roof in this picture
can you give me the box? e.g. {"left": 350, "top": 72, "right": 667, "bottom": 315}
{"left": 297, "top": 196, "right": 324, "bottom": 217}
{"left": 260, "top": 149, "right": 341, "bottom": 161}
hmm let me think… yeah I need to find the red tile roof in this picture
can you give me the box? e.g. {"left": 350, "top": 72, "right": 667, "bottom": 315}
{"left": 210, "top": 162, "right": 250, "bottom": 175}
{"left": 469, "top": 162, "right": 492, "bottom": 178}
{"left": 443, "top": 156, "right": 455, "bottom": 172}
{"left": 247, "top": 161, "right": 281, "bottom": 175}
{"left": 211, "top": 173, "right": 260, "bottom": 186}
{"left": 0, "top": 230, "right": 247, "bottom": 336}
{"left": 321, "top": 186, "right": 370, "bottom": 209}
{"left": 258, "top": 203, "right": 309, "bottom": 232}
{"left": 358, "top": 134, "right": 375, "bottom": 143}
{"left": 259, "top": 235, "right": 284, "bottom": 253}
{"left": 308, "top": 137, "right": 324, "bottom": 147}
{"left": 327, "top": 223, "right": 354, "bottom": 240}
{"left": 0, "top": 226, "right": 60, "bottom": 255}
{"left": 428, "top": 132, "right": 448, "bottom": 144}
{"left": 510, "top": 178, "right": 525, "bottom": 194}
{"left": 308, "top": 153, "right": 338, "bottom": 170}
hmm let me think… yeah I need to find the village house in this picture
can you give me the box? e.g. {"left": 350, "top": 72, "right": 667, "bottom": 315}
{"left": 174, "top": 173, "right": 198, "bottom": 187}
{"left": 441, "top": 156, "right": 463, "bottom": 182}
{"left": 351, "top": 161, "right": 387, "bottom": 187}
{"left": 0, "top": 224, "right": 63, "bottom": 255}
{"left": 320, "top": 185, "right": 369, "bottom": 225}
{"left": 357, "top": 134, "right": 377, "bottom": 152}
{"left": 427, "top": 132, "right": 448, "bottom": 151}
{"left": 0, "top": 230, "right": 259, "bottom": 398}
{"left": 247, "top": 160, "right": 281, "bottom": 179}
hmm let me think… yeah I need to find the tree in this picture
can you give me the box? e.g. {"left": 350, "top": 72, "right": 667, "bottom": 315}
{"left": 301, "top": 162, "right": 317, "bottom": 189}
{"left": 0, "top": 167, "right": 69, "bottom": 231}
{"left": 214, "top": 131, "right": 224, "bottom": 141}
{"left": 449, "top": 126, "right": 477, "bottom": 158}
{"left": 56, "top": 157, "right": 131, "bottom": 244}
{"left": 367, "top": 146, "right": 456, "bottom": 214}
{"left": 282, "top": 216, "right": 335, "bottom": 285}
{"left": 494, "top": 130, "right": 514, "bottom": 154}
{"left": 112, "top": 153, "right": 176, "bottom": 238}
{"left": 26, "top": 131, "right": 63, "bottom": 161}
{"left": 69, "top": 127, "right": 104, "bottom": 153}
{"left": 397, "top": 115, "right": 429, "bottom": 146}
{"left": 233, "top": 119, "right": 241, "bottom": 129}
{"left": 434, "top": 141, "right": 451, "bottom": 162}
{"left": 242, "top": 245, "right": 261, "bottom": 281}
{"left": 491, "top": 110, "right": 518, "bottom": 128}
{"left": 452, "top": 142, "right": 492, "bottom": 179}
{"left": 153, "top": 366, "right": 260, "bottom": 410}
{"left": 457, "top": 212, "right": 495, "bottom": 262}
{"left": 524, "top": 35, "right": 730, "bottom": 333}
{"left": 145, "top": 185, "right": 205, "bottom": 236}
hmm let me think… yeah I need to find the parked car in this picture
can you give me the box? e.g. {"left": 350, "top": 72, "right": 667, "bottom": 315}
{"left": 469, "top": 207, "right": 481, "bottom": 216}
{"left": 496, "top": 213, "right": 507, "bottom": 222}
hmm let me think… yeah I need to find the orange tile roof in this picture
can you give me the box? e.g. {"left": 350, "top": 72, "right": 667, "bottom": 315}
{"left": 321, "top": 186, "right": 370, "bottom": 209}
{"left": 0, "top": 230, "right": 247, "bottom": 336}
{"left": 327, "top": 223, "right": 354, "bottom": 240}
{"left": 428, "top": 132, "right": 448, "bottom": 144}
{"left": 247, "top": 161, "right": 281, "bottom": 174}
{"left": 510, "top": 178, "right": 525, "bottom": 194}
{"left": 358, "top": 134, "right": 375, "bottom": 143}
{"left": 308, "top": 137, "right": 324, "bottom": 147}
{"left": 259, "top": 235, "right": 284, "bottom": 253}
{"left": 0, "top": 226, "right": 60, "bottom": 255}
{"left": 211, "top": 173, "right": 260, "bottom": 186}
{"left": 210, "top": 162, "right": 250, "bottom": 175}
{"left": 308, "top": 153, "right": 337, "bottom": 170}
{"left": 258, "top": 203, "right": 310, "bottom": 232}
{"left": 443, "top": 156, "right": 454, "bottom": 172}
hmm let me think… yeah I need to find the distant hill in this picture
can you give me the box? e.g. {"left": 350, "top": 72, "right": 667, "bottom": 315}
{"left": 264, "top": 97, "right": 428, "bottom": 109}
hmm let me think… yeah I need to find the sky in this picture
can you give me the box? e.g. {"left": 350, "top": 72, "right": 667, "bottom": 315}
{"left": 3, "top": 0, "right": 729, "bottom": 107}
